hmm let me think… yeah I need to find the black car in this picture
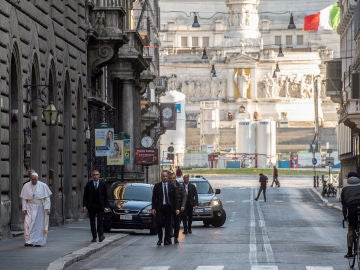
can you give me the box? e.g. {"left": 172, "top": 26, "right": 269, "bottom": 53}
{"left": 104, "top": 182, "right": 156, "bottom": 234}
{"left": 178, "top": 176, "right": 226, "bottom": 227}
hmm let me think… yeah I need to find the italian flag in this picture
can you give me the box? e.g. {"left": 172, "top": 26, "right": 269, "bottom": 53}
{"left": 303, "top": 3, "right": 340, "bottom": 31}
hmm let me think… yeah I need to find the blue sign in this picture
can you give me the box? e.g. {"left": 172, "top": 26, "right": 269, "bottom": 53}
{"left": 312, "top": 157, "right": 317, "bottom": 165}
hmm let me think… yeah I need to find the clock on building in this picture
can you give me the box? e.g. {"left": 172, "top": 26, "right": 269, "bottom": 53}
{"left": 141, "top": 136, "right": 153, "bottom": 148}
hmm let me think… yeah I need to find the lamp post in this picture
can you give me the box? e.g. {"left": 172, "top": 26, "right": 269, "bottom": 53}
{"left": 311, "top": 141, "right": 318, "bottom": 187}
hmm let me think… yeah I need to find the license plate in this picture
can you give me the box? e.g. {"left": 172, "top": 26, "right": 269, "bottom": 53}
{"left": 120, "top": 214, "right": 132, "bottom": 220}
{"left": 194, "top": 208, "right": 205, "bottom": 213}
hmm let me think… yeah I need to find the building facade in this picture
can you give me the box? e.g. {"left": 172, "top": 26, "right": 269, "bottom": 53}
{"left": 0, "top": 0, "right": 88, "bottom": 236}
{"left": 0, "top": 0, "right": 162, "bottom": 238}
{"left": 159, "top": 0, "right": 340, "bottom": 168}
{"left": 332, "top": 0, "right": 360, "bottom": 180}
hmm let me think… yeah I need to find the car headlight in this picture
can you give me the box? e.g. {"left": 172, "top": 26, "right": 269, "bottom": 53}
{"left": 210, "top": 199, "right": 220, "bottom": 206}
{"left": 141, "top": 205, "right": 152, "bottom": 214}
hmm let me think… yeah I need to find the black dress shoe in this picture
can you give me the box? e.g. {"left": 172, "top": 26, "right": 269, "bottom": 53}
{"left": 24, "top": 243, "right": 33, "bottom": 247}
{"left": 156, "top": 240, "right": 162, "bottom": 246}
{"left": 188, "top": 229, "right": 192, "bottom": 234}
{"left": 99, "top": 235, "right": 105, "bottom": 242}
{"left": 91, "top": 238, "right": 96, "bottom": 242}
{"left": 182, "top": 231, "right": 188, "bottom": 234}
{"left": 34, "top": 245, "right": 41, "bottom": 247}
{"left": 174, "top": 238, "right": 179, "bottom": 244}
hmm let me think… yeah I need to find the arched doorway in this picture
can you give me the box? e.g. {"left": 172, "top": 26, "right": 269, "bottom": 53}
{"left": 63, "top": 72, "right": 72, "bottom": 219}
{"left": 47, "top": 62, "right": 60, "bottom": 224}
{"left": 75, "top": 79, "right": 84, "bottom": 218}
{"left": 10, "top": 48, "right": 22, "bottom": 231}
{"left": 30, "top": 56, "right": 41, "bottom": 172}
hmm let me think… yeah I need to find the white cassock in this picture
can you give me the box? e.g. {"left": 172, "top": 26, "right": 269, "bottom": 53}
{"left": 20, "top": 181, "right": 52, "bottom": 246}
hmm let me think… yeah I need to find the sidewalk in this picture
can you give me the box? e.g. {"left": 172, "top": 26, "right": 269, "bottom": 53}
{"left": 313, "top": 185, "right": 342, "bottom": 211}
{"left": 0, "top": 219, "right": 127, "bottom": 270}
{"left": 0, "top": 187, "right": 341, "bottom": 270}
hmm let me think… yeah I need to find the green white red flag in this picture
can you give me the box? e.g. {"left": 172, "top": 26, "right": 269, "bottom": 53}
{"left": 303, "top": 2, "right": 340, "bottom": 31}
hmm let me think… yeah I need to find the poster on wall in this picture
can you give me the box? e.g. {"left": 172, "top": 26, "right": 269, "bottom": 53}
{"left": 95, "top": 127, "right": 114, "bottom": 157}
{"left": 107, "top": 139, "right": 124, "bottom": 165}
{"left": 123, "top": 139, "right": 131, "bottom": 164}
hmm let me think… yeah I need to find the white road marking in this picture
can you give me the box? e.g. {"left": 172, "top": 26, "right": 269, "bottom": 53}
{"left": 225, "top": 200, "right": 235, "bottom": 203}
{"left": 249, "top": 188, "right": 257, "bottom": 264}
{"left": 251, "top": 266, "right": 278, "bottom": 270}
{"left": 195, "top": 267, "right": 224, "bottom": 270}
{"left": 306, "top": 267, "right": 334, "bottom": 270}
{"left": 256, "top": 202, "right": 275, "bottom": 264}
{"left": 229, "top": 211, "right": 237, "bottom": 222}
{"left": 142, "top": 267, "right": 170, "bottom": 270}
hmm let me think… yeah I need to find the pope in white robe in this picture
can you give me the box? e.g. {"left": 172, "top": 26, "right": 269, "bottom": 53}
{"left": 20, "top": 172, "right": 52, "bottom": 247}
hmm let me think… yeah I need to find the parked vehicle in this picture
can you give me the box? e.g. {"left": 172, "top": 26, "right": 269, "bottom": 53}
{"left": 178, "top": 176, "right": 226, "bottom": 227}
{"left": 103, "top": 182, "right": 156, "bottom": 234}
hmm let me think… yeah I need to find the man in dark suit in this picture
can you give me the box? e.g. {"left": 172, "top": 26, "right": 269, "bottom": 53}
{"left": 182, "top": 174, "right": 198, "bottom": 234}
{"left": 83, "top": 170, "right": 109, "bottom": 242}
{"left": 168, "top": 172, "right": 186, "bottom": 244}
{"left": 152, "top": 170, "right": 178, "bottom": 246}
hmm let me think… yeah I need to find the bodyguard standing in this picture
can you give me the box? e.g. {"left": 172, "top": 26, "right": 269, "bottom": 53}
{"left": 83, "top": 170, "right": 109, "bottom": 242}
{"left": 152, "top": 171, "right": 178, "bottom": 246}
{"left": 182, "top": 174, "right": 198, "bottom": 234}
{"left": 169, "top": 172, "right": 186, "bottom": 243}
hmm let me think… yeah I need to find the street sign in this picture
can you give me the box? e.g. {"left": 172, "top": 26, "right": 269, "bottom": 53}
{"left": 326, "top": 156, "right": 334, "bottom": 166}
{"left": 312, "top": 157, "right": 317, "bottom": 165}
{"left": 135, "top": 148, "right": 158, "bottom": 165}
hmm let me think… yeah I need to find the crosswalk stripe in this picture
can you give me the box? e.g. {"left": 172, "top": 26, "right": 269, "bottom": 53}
{"left": 251, "top": 266, "right": 278, "bottom": 270}
{"left": 142, "top": 267, "right": 170, "bottom": 270}
{"left": 306, "top": 267, "right": 334, "bottom": 270}
{"left": 195, "top": 267, "right": 224, "bottom": 270}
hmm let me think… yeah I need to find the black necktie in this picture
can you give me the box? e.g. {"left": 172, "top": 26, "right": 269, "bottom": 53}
{"left": 164, "top": 183, "right": 169, "bottom": 205}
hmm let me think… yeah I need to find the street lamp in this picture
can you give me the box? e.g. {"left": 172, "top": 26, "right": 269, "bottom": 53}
{"left": 42, "top": 102, "right": 59, "bottom": 126}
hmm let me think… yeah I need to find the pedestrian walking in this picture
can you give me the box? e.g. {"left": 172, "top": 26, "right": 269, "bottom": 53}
{"left": 182, "top": 174, "right": 198, "bottom": 234}
{"left": 83, "top": 170, "right": 109, "bottom": 243}
{"left": 176, "top": 166, "right": 183, "bottom": 177}
{"left": 255, "top": 173, "right": 268, "bottom": 202}
{"left": 270, "top": 166, "right": 280, "bottom": 187}
{"left": 152, "top": 170, "right": 178, "bottom": 246}
{"left": 20, "top": 171, "right": 52, "bottom": 247}
{"left": 168, "top": 172, "right": 186, "bottom": 244}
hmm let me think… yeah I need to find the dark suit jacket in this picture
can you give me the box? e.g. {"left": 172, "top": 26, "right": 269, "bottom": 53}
{"left": 152, "top": 181, "right": 178, "bottom": 212}
{"left": 183, "top": 183, "right": 198, "bottom": 207}
{"left": 83, "top": 179, "right": 109, "bottom": 212}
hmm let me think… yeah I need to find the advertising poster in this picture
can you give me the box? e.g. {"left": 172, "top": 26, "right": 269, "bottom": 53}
{"left": 95, "top": 127, "right": 114, "bottom": 157}
{"left": 107, "top": 139, "right": 124, "bottom": 165}
{"left": 123, "top": 139, "right": 131, "bottom": 164}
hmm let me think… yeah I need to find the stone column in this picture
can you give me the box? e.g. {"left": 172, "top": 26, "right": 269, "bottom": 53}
{"left": 227, "top": 69, "right": 235, "bottom": 101}
{"left": 251, "top": 68, "right": 257, "bottom": 99}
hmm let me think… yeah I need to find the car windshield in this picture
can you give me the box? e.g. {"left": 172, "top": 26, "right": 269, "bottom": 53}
{"left": 190, "top": 180, "right": 213, "bottom": 194}
{"left": 110, "top": 184, "right": 152, "bottom": 201}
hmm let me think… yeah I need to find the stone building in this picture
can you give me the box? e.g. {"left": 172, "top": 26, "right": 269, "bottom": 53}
{"left": 0, "top": 0, "right": 162, "bottom": 238}
{"left": 330, "top": 0, "right": 360, "bottom": 180}
{"left": 0, "top": 0, "right": 88, "bottom": 236}
{"left": 159, "top": 0, "right": 340, "bottom": 167}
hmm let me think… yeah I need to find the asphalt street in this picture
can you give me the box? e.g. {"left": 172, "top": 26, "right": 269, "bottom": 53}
{"left": 0, "top": 175, "right": 342, "bottom": 270}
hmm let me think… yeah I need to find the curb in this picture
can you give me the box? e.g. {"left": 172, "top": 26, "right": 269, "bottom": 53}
{"left": 312, "top": 187, "right": 342, "bottom": 211}
{"left": 46, "top": 233, "right": 127, "bottom": 270}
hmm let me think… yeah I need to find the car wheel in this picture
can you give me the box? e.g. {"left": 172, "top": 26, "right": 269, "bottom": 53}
{"left": 211, "top": 209, "right": 226, "bottom": 227}
{"left": 203, "top": 220, "right": 211, "bottom": 227}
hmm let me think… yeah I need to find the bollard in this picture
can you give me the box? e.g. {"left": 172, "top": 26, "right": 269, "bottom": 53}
{"left": 317, "top": 175, "right": 320, "bottom": 187}
{"left": 313, "top": 176, "right": 316, "bottom": 187}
